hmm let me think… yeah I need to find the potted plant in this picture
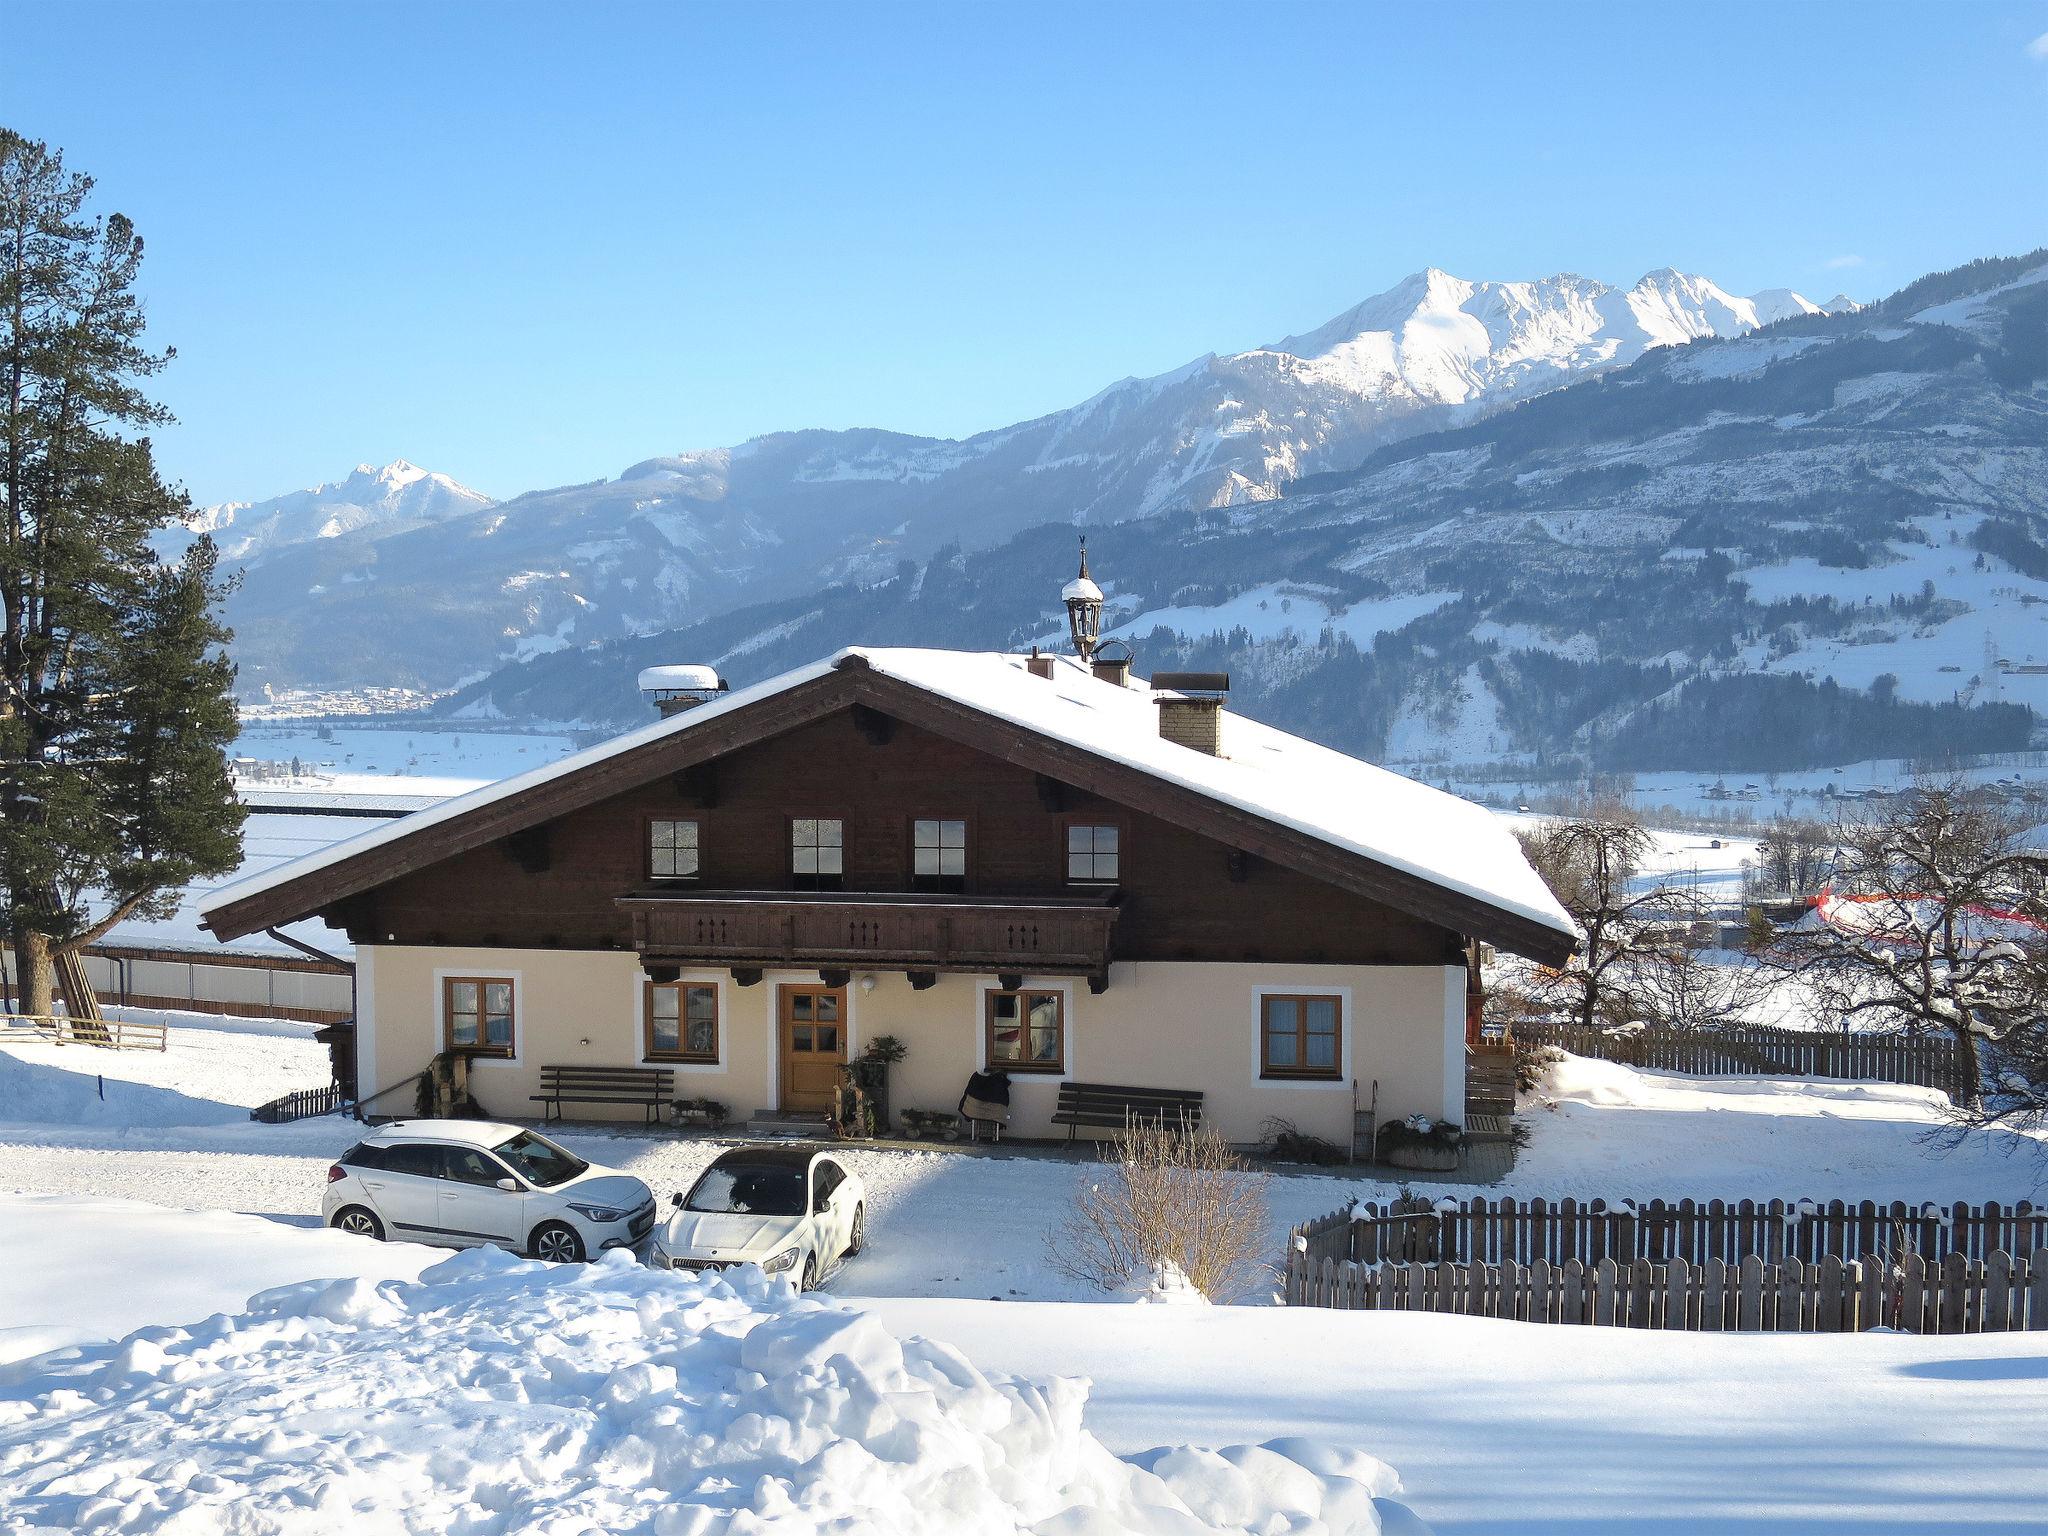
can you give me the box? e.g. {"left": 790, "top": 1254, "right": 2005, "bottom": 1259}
{"left": 1374, "top": 1113, "right": 1463, "bottom": 1172}
{"left": 672, "top": 1097, "right": 730, "bottom": 1130}
{"left": 845, "top": 1035, "right": 907, "bottom": 1135}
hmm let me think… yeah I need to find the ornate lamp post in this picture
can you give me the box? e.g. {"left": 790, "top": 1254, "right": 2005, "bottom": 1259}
{"left": 1063, "top": 537, "right": 1104, "bottom": 664}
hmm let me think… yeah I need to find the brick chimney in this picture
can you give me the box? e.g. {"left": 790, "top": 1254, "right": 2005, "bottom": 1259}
{"left": 1151, "top": 672, "right": 1229, "bottom": 755}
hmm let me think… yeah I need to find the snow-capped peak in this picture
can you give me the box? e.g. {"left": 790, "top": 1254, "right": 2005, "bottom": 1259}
{"left": 154, "top": 460, "right": 493, "bottom": 567}
{"left": 1746, "top": 288, "right": 1825, "bottom": 325}
{"left": 1234, "top": 263, "right": 1807, "bottom": 418}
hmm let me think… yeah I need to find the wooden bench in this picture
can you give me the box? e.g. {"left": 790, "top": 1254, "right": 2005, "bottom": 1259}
{"left": 1049, "top": 1081, "right": 1204, "bottom": 1144}
{"left": 530, "top": 1064, "right": 675, "bottom": 1124}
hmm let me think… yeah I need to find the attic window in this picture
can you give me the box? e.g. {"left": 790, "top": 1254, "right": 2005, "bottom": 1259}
{"left": 650, "top": 818, "right": 700, "bottom": 879}
{"left": 792, "top": 817, "right": 844, "bottom": 891}
{"left": 912, "top": 818, "right": 967, "bottom": 893}
{"left": 1066, "top": 823, "right": 1119, "bottom": 883}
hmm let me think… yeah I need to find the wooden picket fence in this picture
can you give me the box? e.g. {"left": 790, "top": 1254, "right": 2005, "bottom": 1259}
{"left": 1292, "top": 1195, "right": 2048, "bottom": 1271}
{"left": 1281, "top": 1248, "right": 2048, "bottom": 1332}
{"left": 249, "top": 1081, "right": 347, "bottom": 1124}
{"left": 1515, "top": 1019, "right": 1959, "bottom": 1098}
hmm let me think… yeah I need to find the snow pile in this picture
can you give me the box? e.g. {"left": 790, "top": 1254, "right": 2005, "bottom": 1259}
{"left": 0, "top": 1245, "right": 1419, "bottom": 1535}
{"left": 1125, "top": 1258, "right": 1211, "bottom": 1306}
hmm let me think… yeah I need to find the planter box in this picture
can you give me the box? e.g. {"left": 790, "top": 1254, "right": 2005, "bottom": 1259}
{"left": 1380, "top": 1141, "right": 1461, "bottom": 1172}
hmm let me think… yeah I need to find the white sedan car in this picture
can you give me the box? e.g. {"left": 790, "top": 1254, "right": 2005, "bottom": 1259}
{"left": 324, "top": 1119, "right": 655, "bottom": 1263}
{"left": 651, "top": 1145, "right": 865, "bottom": 1289}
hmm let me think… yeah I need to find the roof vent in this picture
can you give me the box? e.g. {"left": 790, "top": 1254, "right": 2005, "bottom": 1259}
{"left": 639, "top": 663, "right": 727, "bottom": 718}
{"left": 1151, "top": 671, "right": 1229, "bottom": 756}
{"left": 1026, "top": 646, "right": 1055, "bottom": 680}
{"left": 1091, "top": 637, "right": 1133, "bottom": 688}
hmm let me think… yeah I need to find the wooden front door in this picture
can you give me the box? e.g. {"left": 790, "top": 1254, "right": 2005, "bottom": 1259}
{"left": 779, "top": 985, "right": 847, "bottom": 1113}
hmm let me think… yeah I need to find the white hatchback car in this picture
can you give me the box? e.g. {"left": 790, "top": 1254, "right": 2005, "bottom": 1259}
{"left": 325, "top": 1119, "right": 655, "bottom": 1263}
{"left": 651, "top": 1145, "right": 865, "bottom": 1289}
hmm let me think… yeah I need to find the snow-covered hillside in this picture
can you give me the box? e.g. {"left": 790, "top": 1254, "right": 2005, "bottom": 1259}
{"left": 463, "top": 250, "right": 2047, "bottom": 772}
{"left": 210, "top": 264, "right": 1831, "bottom": 692}
{"left": 155, "top": 459, "right": 490, "bottom": 567}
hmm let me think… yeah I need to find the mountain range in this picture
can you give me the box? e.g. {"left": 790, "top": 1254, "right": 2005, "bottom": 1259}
{"left": 445, "top": 251, "right": 2048, "bottom": 775}
{"left": 194, "top": 264, "right": 1859, "bottom": 695}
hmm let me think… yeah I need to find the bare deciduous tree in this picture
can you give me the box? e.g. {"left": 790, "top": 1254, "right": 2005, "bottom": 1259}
{"left": 1049, "top": 1118, "right": 1269, "bottom": 1301}
{"left": 1515, "top": 810, "right": 1773, "bottom": 1036}
{"left": 1777, "top": 782, "right": 2048, "bottom": 1124}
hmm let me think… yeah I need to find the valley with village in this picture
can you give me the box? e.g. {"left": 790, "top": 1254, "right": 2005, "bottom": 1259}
{"left": 7, "top": 7, "right": 2048, "bottom": 1535}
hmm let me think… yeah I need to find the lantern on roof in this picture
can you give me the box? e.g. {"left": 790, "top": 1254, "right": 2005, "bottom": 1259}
{"left": 1063, "top": 537, "right": 1104, "bottom": 664}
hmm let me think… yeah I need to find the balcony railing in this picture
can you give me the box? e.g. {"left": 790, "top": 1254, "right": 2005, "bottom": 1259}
{"left": 616, "top": 888, "right": 1118, "bottom": 976}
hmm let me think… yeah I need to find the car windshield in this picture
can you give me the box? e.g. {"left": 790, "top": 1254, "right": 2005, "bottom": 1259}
{"left": 685, "top": 1162, "right": 808, "bottom": 1216}
{"left": 492, "top": 1130, "right": 588, "bottom": 1188}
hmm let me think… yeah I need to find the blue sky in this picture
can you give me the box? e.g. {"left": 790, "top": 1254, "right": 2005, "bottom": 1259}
{"left": 11, "top": 1, "right": 2048, "bottom": 506}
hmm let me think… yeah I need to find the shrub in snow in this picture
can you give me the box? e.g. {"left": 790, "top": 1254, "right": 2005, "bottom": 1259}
{"left": 1049, "top": 1118, "right": 1271, "bottom": 1303}
{"left": 0, "top": 1246, "right": 1419, "bottom": 1535}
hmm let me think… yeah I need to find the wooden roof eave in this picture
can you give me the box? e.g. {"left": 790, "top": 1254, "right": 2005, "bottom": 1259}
{"left": 199, "top": 670, "right": 864, "bottom": 943}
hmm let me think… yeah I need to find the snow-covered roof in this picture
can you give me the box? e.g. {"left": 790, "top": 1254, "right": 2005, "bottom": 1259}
{"left": 367, "top": 1119, "right": 531, "bottom": 1147}
{"left": 856, "top": 650, "right": 1572, "bottom": 940}
{"left": 201, "top": 648, "right": 1573, "bottom": 952}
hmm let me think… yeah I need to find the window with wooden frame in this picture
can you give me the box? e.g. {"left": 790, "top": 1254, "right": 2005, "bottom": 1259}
{"left": 649, "top": 817, "right": 700, "bottom": 880}
{"left": 1065, "top": 822, "right": 1120, "bottom": 884}
{"left": 444, "top": 976, "right": 515, "bottom": 1058}
{"left": 912, "top": 817, "right": 967, "bottom": 893}
{"left": 790, "top": 817, "right": 844, "bottom": 891}
{"left": 986, "top": 988, "right": 1064, "bottom": 1073}
{"left": 1259, "top": 993, "right": 1341, "bottom": 1080}
{"left": 646, "top": 981, "right": 718, "bottom": 1063}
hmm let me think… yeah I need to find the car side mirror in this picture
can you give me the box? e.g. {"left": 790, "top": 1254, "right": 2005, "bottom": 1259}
{"left": 670, "top": 1192, "right": 684, "bottom": 1208}
{"left": 496, "top": 1177, "right": 519, "bottom": 1193}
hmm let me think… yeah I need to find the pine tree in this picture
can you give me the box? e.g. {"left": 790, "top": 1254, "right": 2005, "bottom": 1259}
{"left": 1, "top": 129, "right": 244, "bottom": 1016}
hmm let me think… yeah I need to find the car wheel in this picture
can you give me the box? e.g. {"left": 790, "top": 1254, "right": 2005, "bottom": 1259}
{"left": 801, "top": 1252, "right": 819, "bottom": 1291}
{"left": 846, "top": 1204, "right": 865, "bottom": 1257}
{"left": 530, "top": 1221, "right": 586, "bottom": 1264}
{"left": 330, "top": 1206, "right": 385, "bottom": 1242}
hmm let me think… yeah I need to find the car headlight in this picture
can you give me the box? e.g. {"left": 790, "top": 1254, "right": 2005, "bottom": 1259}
{"left": 566, "top": 1202, "right": 626, "bottom": 1223}
{"left": 760, "top": 1246, "right": 801, "bottom": 1274}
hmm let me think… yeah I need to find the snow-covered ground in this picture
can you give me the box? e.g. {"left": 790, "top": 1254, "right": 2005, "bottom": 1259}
{"left": 230, "top": 721, "right": 580, "bottom": 798}
{"left": 5, "top": 1021, "right": 2048, "bottom": 1531}
{"left": 4, "top": 1193, "right": 2046, "bottom": 1534}
{"left": 0, "top": 1212, "right": 1416, "bottom": 1536}
{"left": 3, "top": 1027, "right": 2042, "bottom": 1307}
{"left": 1456, "top": 752, "right": 2048, "bottom": 827}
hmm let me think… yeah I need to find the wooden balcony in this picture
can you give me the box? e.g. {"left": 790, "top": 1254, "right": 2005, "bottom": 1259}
{"left": 615, "top": 888, "right": 1119, "bottom": 979}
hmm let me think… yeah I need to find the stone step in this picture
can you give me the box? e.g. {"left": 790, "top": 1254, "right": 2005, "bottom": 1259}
{"left": 743, "top": 1110, "right": 833, "bottom": 1139}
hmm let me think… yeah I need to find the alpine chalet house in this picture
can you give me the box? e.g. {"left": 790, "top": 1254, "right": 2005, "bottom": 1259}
{"left": 200, "top": 554, "right": 1575, "bottom": 1144}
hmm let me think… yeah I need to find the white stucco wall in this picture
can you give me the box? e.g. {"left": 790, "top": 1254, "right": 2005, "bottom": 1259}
{"left": 362, "top": 945, "right": 1464, "bottom": 1143}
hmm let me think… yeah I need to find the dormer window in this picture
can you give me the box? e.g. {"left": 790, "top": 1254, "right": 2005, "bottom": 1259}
{"left": 649, "top": 818, "right": 699, "bottom": 880}
{"left": 1066, "top": 823, "right": 1119, "bottom": 884}
{"left": 912, "top": 818, "right": 967, "bottom": 893}
{"left": 792, "top": 817, "right": 844, "bottom": 891}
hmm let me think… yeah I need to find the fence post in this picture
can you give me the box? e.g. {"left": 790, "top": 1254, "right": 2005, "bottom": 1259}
{"left": 1987, "top": 1250, "right": 2013, "bottom": 1333}
{"left": 1594, "top": 1258, "right": 1619, "bottom": 1326}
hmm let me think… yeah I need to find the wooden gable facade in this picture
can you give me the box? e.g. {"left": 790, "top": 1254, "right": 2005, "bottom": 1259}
{"left": 204, "top": 656, "right": 1572, "bottom": 973}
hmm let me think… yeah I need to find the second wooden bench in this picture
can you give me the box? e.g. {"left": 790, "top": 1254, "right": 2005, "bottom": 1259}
{"left": 1049, "top": 1080, "right": 1204, "bottom": 1144}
